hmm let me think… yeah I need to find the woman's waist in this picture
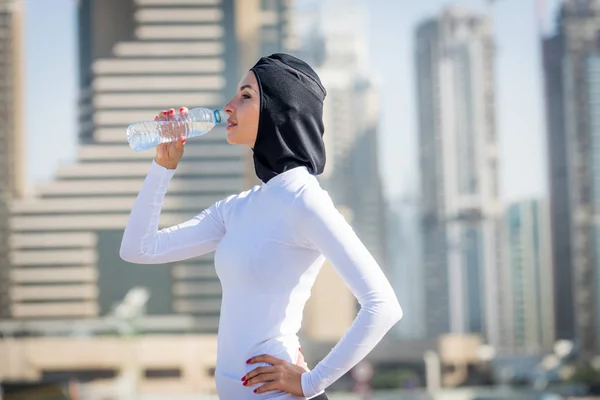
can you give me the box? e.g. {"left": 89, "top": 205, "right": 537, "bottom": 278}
{"left": 216, "top": 333, "right": 301, "bottom": 376}
{"left": 218, "top": 298, "right": 304, "bottom": 339}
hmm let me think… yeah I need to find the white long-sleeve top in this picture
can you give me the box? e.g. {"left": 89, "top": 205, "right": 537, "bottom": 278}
{"left": 120, "top": 161, "right": 402, "bottom": 399}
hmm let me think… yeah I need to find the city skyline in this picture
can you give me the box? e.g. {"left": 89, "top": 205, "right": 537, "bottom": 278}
{"left": 24, "top": 0, "right": 560, "bottom": 203}
{"left": 4, "top": 1, "right": 600, "bottom": 395}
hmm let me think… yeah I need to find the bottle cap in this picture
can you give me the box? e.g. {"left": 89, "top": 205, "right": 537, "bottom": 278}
{"left": 214, "top": 109, "right": 225, "bottom": 124}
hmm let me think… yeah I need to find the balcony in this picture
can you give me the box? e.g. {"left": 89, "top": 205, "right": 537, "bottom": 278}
{"left": 136, "top": 0, "right": 221, "bottom": 5}
{"left": 113, "top": 41, "right": 223, "bottom": 57}
{"left": 92, "top": 75, "right": 225, "bottom": 92}
{"left": 172, "top": 264, "right": 218, "bottom": 279}
{"left": 135, "top": 25, "right": 223, "bottom": 40}
{"left": 11, "top": 249, "right": 97, "bottom": 265}
{"left": 10, "top": 284, "right": 98, "bottom": 301}
{"left": 11, "top": 266, "right": 97, "bottom": 283}
{"left": 172, "top": 280, "right": 222, "bottom": 296}
{"left": 93, "top": 92, "right": 224, "bottom": 110}
{"left": 92, "top": 58, "right": 224, "bottom": 75}
{"left": 11, "top": 301, "right": 98, "bottom": 318}
{"left": 10, "top": 233, "right": 97, "bottom": 249}
{"left": 173, "top": 298, "right": 222, "bottom": 314}
{"left": 135, "top": 8, "right": 222, "bottom": 23}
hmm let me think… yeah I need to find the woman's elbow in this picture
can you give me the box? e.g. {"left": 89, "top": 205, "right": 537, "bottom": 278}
{"left": 119, "top": 240, "right": 146, "bottom": 264}
{"left": 365, "top": 292, "right": 403, "bottom": 327}
{"left": 387, "top": 298, "right": 403, "bottom": 325}
{"left": 119, "top": 244, "right": 137, "bottom": 263}
{"left": 376, "top": 292, "right": 403, "bottom": 327}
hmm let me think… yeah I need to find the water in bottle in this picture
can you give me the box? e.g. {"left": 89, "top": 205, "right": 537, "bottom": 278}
{"left": 126, "top": 107, "right": 226, "bottom": 151}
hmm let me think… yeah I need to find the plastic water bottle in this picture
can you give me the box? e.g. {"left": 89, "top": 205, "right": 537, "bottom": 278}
{"left": 126, "top": 107, "right": 226, "bottom": 151}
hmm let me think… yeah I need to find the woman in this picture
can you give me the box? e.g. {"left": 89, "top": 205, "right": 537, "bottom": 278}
{"left": 120, "top": 53, "right": 402, "bottom": 399}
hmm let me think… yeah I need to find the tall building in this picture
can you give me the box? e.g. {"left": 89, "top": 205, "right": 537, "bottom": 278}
{"left": 300, "top": 0, "right": 387, "bottom": 265}
{"left": 8, "top": 0, "right": 290, "bottom": 328}
{"left": 543, "top": 0, "right": 600, "bottom": 357}
{"left": 388, "top": 196, "right": 425, "bottom": 339}
{"left": 415, "top": 7, "right": 503, "bottom": 346}
{"left": 504, "top": 200, "right": 554, "bottom": 354}
{"left": 0, "top": 0, "right": 24, "bottom": 319}
{"left": 333, "top": 77, "right": 387, "bottom": 265}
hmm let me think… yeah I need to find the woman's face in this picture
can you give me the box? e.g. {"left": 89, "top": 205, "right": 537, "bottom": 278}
{"left": 223, "top": 71, "right": 260, "bottom": 147}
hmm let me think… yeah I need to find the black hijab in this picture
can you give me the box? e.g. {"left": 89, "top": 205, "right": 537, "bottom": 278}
{"left": 249, "top": 53, "right": 327, "bottom": 183}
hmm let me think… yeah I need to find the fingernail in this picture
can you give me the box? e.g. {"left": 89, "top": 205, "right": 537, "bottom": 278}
{"left": 154, "top": 116, "right": 159, "bottom": 121}
{"left": 241, "top": 376, "right": 246, "bottom": 382}
{"left": 169, "top": 109, "right": 175, "bottom": 115}
{"left": 181, "top": 138, "right": 187, "bottom": 144}
{"left": 179, "top": 107, "right": 186, "bottom": 113}
{"left": 162, "top": 110, "right": 167, "bottom": 114}
{"left": 246, "top": 358, "right": 252, "bottom": 364}
{"left": 254, "top": 389, "right": 258, "bottom": 393}
{"left": 243, "top": 381, "right": 248, "bottom": 386}
{"left": 299, "top": 347, "right": 302, "bottom": 353}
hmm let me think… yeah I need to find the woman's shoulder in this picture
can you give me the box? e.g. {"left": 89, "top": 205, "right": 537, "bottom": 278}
{"left": 292, "top": 178, "right": 335, "bottom": 216}
{"left": 217, "top": 185, "right": 260, "bottom": 208}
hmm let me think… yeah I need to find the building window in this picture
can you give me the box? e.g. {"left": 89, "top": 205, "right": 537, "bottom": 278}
{"left": 144, "top": 368, "right": 182, "bottom": 379}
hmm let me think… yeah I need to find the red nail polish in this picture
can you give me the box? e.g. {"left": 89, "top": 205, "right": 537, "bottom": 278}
{"left": 298, "top": 347, "right": 302, "bottom": 353}
{"left": 246, "top": 358, "right": 252, "bottom": 364}
{"left": 179, "top": 107, "right": 185, "bottom": 113}
{"left": 254, "top": 389, "right": 258, "bottom": 393}
{"left": 241, "top": 376, "right": 246, "bottom": 382}
{"left": 181, "top": 138, "right": 187, "bottom": 144}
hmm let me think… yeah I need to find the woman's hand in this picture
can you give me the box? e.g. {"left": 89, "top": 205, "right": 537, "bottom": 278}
{"left": 154, "top": 107, "right": 188, "bottom": 170}
{"left": 242, "top": 354, "right": 306, "bottom": 396}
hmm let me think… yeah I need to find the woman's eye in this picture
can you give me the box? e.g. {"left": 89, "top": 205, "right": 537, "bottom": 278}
{"left": 242, "top": 93, "right": 251, "bottom": 99}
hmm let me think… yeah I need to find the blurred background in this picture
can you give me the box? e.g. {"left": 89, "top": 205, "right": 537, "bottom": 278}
{"left": 1, "top": 0, "right": 599, "bottom": 398}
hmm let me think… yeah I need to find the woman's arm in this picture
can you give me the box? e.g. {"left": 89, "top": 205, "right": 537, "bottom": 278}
{"left": 295, "top": 186, "right": 403, "bottom": 398}
{"left": 119, "top": 160, "right": 227, "bottom": 264}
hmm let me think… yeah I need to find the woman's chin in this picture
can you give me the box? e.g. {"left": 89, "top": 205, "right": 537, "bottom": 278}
{"left": 226, "top": 130, "right": 254, "bottom": 146}
{"left": 226, "top": 134, "right": 238, "bottom": 144}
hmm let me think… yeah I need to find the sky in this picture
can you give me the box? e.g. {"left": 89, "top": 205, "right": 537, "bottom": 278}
{"left": 23, "top": 0, "right": 561, "bottom": 203}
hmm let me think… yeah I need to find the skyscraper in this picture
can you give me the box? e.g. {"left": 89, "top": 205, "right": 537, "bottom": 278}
{"left": 9, "top": 0, "right": 290, "bottom": 327}
{"left": 301, "top": 0, "right": 387, "bottom": 266}
{"left": 0, "top": 0, "right": 24, "bottom": 319}
{"left": 332, "top": 77, "right": 387, "bottom": 265}
{"left": 543, "top": 0, "right": 600, "bottom": 357}
{"left": 504, "top": 200, "right": 554, "bottom": 354}
{"left": 388, "top": 196, "right": 425, "bottom": 340}
{"left": 415, "top": 7, "right": 503, "bottom": 346}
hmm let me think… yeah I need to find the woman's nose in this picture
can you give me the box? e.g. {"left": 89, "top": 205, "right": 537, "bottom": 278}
{"left": 224, "top": 100, "right": 234, "bottom": 115}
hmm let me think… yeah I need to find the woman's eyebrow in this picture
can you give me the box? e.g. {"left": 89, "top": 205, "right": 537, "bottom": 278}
{"left": 240, "top": 84, "right": 257, "bottom": 92}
